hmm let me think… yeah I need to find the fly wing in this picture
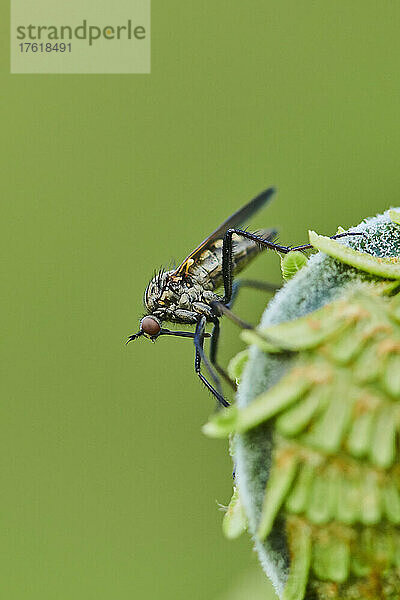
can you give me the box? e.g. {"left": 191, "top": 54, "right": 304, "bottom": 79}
{"left": 173, "top": 187, "right": 276, "bottom": 275}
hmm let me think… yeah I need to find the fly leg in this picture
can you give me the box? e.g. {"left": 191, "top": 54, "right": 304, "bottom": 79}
{"left": 220, "top": 230, "right": 280, "bottom": 304}
{"left": 209, "top": 319, "right": 236, "bottom": 391}
{"left": 211, "top": 279, "right": 280, "bottom": 330}
{"left": 211, "top": 300, "right": 253, "bottom": 329}
{"left": 208, "top": 282, "right": 279, "bottom": 392}
{"left": 228, "top": 279, "right": 280, "bottom": 308}
{"left": 220, "top": 228, "right": 362, "bottom": 304}
{"left": 211, "top": 279, "right": 280, "bottom": 332}
{"left": 194, "top": 316, "right": 229, "bottom": 407}
{"left": 209, "top": 284, "right": 278, "bottom": 389}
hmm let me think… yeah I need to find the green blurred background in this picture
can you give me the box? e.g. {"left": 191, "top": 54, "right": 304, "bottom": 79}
{"left": 2, "top": 2, "right": 400, "bottom": 599}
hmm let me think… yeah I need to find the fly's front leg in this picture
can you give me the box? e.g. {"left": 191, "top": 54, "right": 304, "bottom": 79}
{"left": 209, "top": 319, "right": 236, "bottom": 391}
{"left": 194, "top": 316, "right": 229, "bottom": 407}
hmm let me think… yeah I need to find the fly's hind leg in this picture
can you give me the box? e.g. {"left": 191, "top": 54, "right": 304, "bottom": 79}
{"left": 194, "top": 316, "right": 229, "bottom": 407}
{"left": 209, "top": 319, "right": 236, "bottom": 391}
{"left": 227, "top": 279, "right": 280, "bottom": 309}
{"left": 209, "top": 280, "right": 279, "bottom": 389}
{"left": 220, "top": 228, "right": 363, "bottom": 305}
{"left": 221, "top": 229, "right": 281, "bottom": 305}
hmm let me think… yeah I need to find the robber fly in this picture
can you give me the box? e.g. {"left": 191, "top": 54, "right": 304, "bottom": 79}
{"left": 127, "top": 188, "right": 361, "bottom": 406}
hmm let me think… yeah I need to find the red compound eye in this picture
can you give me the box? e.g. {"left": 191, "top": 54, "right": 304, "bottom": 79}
{"left": 141, "top": 316, "right": 161, "bottom": 336}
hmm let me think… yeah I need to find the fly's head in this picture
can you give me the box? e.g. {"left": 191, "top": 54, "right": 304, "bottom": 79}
{"left": 126, "top": 314, "right": 163, "bottom": 344}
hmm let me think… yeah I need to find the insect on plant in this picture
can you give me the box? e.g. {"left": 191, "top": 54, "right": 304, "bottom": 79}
{"left": 127, "top": 188, "right": 361, "bottom": 406}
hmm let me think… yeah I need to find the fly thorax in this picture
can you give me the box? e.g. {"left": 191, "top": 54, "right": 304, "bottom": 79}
{"left": 178, "top": 293, "right": 191, "bottom": 309}
{"left": 183, "top": 285, "right": 216, "bottom": 308}
{"left": 184, "top": 286, "right": 219, "bottom": 311}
